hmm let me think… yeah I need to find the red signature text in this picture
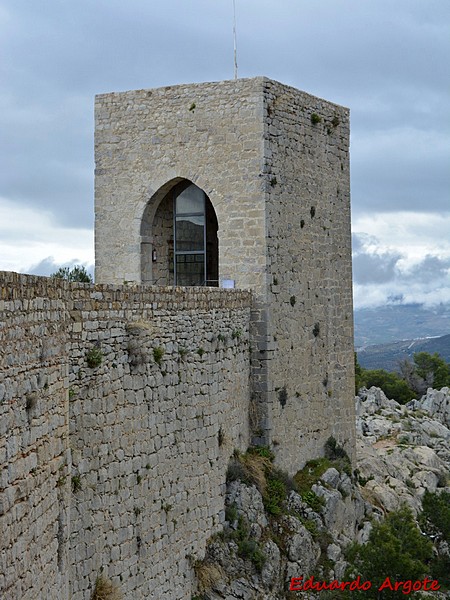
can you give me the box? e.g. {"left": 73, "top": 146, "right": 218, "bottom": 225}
{"left": 289, "top": 576, "right": 441, "bottom": 594}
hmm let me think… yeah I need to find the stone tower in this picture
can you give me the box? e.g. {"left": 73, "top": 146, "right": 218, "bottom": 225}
{"left": 95, "top": 77, "right": 355, "bottom": 472}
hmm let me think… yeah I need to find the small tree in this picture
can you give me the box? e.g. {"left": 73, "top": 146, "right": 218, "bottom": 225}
{"left": 345, "top": 507, "right": 433, "bottom": 599}
{"left": 413, "top": 352, "right": 450, "bottom": 390}
{"left": 418, "top": 491, "right": 450, "bottom": 590}
{"left": 50, "top": 265, "right": 93, "bottom": 283}
{"left": 400, "top": 352, "right": 450, "bottom": 394}
{"left": 398, "top": 358, "right": 428, "bottom": 396}
{"left": 360, "top": 368, "right": 415, "bottom": 404}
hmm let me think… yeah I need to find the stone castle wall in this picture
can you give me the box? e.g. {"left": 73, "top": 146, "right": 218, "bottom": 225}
{"left": 94, "top": 77, "right": 355, "bottom": 474}
{"left": 0, "top": 273, "right": 71, "bottom": 600}
{"left": 0, "top": 272, "right": 252, "bottom": 599}
{"left": 1, "top": 76, "right": 356, "bottom": 599}
{"left": 260, "top": 79, "right": 355, "bottom": 468}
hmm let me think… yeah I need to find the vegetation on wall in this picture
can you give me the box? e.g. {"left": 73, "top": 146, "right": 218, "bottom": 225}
{"left": 86, "top": 346, "right": 103, "bottom": 369}
{"left": 192, "top": 439, "right": 355, "bottom": 595}
{"left": 91, "top": 575, "right": 122, "bottom": 600}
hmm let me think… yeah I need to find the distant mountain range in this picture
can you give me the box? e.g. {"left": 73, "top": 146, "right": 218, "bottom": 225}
{"left": 354, "top": 302, "right": 450, "bottom": 372}
{"left": 354, "top": 302, "right": 450, "bottom": 347}
{"left": 357, "top": 333, "right": 450, "bottom": 373}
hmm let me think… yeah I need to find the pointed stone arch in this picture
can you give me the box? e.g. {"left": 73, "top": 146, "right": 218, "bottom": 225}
{"left": 141, "top": 178, "right": 218, "bottom": 286}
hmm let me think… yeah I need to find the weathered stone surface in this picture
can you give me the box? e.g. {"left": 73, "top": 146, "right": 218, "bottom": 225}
{"left": 194, "top": 387, "right": 450, "bottom": 599}
{"left": 94, "top": 77, "right": 355, "bottom": 475}
{"left": 408, "top": 387, "right": 450, "bottom": 426}
{"left": 260, "top": 540, "right": 281, "bottom": 588}
{"left": 285, "top": 519, "right": 320, "bottom": 570}
{"left": 320, "top": 467, "right": 340, "bottom": 488}
{"left": 0, "top": 272, "right": 252, "bottom": 600}
{"left": 356, "top": 385, "right": 450, "bottom": 514}
{"left": 227, "top": 481, "right": 268, "bottom": 529}
{"left": 1, "top": 76, "right": 356, "bottom": 600}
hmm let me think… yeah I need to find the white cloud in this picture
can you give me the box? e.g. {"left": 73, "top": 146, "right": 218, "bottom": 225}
{"left": 353, "top": 281, "right": 450, "bottom": 310}
{"left": 0, "top": 196, "right": 93, "bottom": 273}
{"left": 352, "top": 212, "right": 450, "bottom": 308}
{"left": 352, "top": 212, "right": 450, "bottom": 266}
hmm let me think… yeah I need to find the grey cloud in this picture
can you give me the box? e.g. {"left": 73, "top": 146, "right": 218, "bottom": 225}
{"left": 0, "top": 0, "right": 449, "bottom": 295}
{"left": 26, "top": 257, "right": 94, "bottom": 278}
{"left": 406, "top": 255, "right": 450, "bottom": 284}
{"left": 352, "top": 232, "right": 450, "bottom": 289}
{"left": 351, "top": 133, "right": 450, "bottom": 215}
{"left": 353, "top": 251, "right": 402, "bottom": 284}
{"left": 352, "top": 233, "right": 379, "bottom": 255}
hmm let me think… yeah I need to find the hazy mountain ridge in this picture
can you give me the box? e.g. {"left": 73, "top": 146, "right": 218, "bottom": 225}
{"left": 357, "top": 333, "right": 450, "bottom": 373}
{"left": 354, "top": 302, "right": 450, "bottom": 347}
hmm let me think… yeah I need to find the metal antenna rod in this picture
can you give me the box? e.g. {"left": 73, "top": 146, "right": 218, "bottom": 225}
{"left": 233, "top": 0, "right": 238, "bottom": 79}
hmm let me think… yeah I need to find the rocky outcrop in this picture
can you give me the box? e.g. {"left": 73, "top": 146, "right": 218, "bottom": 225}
{"left": 193, "top": 387, "right": 450, "bottom": 599}
{"left": 357, "top": 386, "right": 449, "bottom": 514}
{"left": 408, "top": 386, "right": 450, "bottom": 427}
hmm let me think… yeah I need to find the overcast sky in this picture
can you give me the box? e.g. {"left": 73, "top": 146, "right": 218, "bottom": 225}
{"left": 0, "top": 0, "right": 449, "bottom": 309}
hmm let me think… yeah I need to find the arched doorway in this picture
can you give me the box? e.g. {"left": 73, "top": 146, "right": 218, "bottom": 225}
{"left": 141, "top": 180, "right": 218, "bottom": 286}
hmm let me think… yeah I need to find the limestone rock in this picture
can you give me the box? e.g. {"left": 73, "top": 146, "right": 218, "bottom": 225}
{"left": 283, "top": 516, "right": 320, "bottom": 570}
{"left": 200, "top": 387, "right": 450, "bottom": 599}
{"left": 226, "top": 481, "right": 268, "bottom": 528}
{"left": 320, "top": 467, "right": 340, "bottom": 488}
{"left": 409, "top": 387, "right": 450, "bottom": 426}
{"left": 260, "top": 540, "right": 280, "bottom": 588}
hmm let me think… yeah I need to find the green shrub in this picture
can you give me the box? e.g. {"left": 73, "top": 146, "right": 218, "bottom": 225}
{"left": 51, "top": 265, "right": 93, "bottom": 283}
{"left": 247, "top": 445, "right": 274, "bottom": 461}
{"left": 413, "top": 351, "right": 450, "bottom": 390}
{"left": 429, "top": 555, "right": 450, "bottom": 589}
{"left": 420, "top": 490, "right": 450, "bottom": 542}
{"left": 226, "top": 458, "right": 249, "bottom": 485}
{"left": 299, "top": 516, "right": 318, "bottom": 536}
{"left": 86, "top": 347, "right": 102, "bottom": 368}
{"left": 301, "top": 490, "right": 324, "bottom": 512}
{"left": 71, "top": 475, "right": 82, "bottom": 493}
{"left": 153, "top": 347, "right": 164, "bottom": 365}
{"left": 294, "top": 457, "right": 333, "bottom": 494}
{"left": 227, "top": 447, "right": 295, "bottom": 519}
{"left": 237, "top": 539, "right": 266, "bottom": 571}
{"left": 361, "top": 368, "right": 415, "bottom": 404}
{"left": 225, "top": 503, "right": 238, "bottom": 524}
{"left": 345, "top": 506, "right": 433, "bottom": 598}
{"left": 264, "top": 477, "right": 286, "bottom": 516}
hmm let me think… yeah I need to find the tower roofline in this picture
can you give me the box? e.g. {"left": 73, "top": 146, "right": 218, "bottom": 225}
{"left": 95, "top": 76, "right": 349, "bottom": 111}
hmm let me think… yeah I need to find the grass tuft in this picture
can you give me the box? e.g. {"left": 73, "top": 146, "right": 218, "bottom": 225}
{"left": 194, "top": 561, "right": 223, "bottom": 592}
{"left": 91, "top": 575, "right": 122, "bottom": 600}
